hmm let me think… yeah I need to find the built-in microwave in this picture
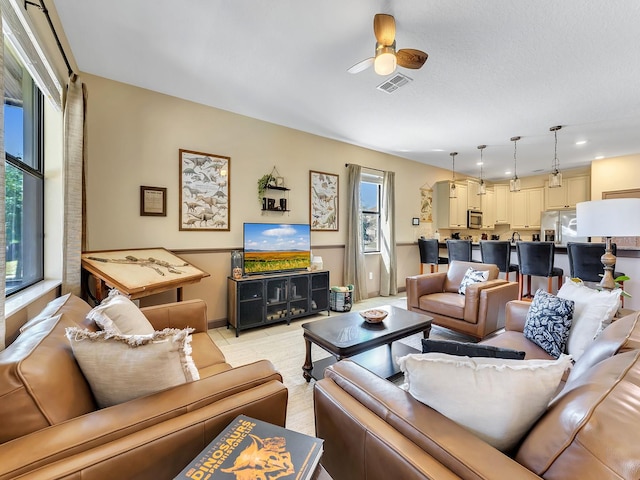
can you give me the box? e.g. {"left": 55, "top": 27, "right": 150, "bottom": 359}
{"left": 467, "top": 210, "right": 483, "bottom": 229}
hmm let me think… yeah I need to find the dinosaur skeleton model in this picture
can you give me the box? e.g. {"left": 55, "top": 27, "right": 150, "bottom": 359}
{"left": 86, "top": 255, "right": 189, "bottom": 276}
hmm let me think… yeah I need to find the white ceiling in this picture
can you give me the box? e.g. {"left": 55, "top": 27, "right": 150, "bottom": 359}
{"left": 52, "top": 0, "right": 640, "bottom": 180}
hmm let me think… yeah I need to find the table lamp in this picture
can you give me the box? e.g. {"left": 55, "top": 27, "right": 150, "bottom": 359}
{"left": 576, "top": 198, "right": 640, "bottom": 290}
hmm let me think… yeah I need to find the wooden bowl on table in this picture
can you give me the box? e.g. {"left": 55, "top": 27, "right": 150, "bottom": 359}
{"left": 359, "top": 309, "right": 388, "bottom": 324}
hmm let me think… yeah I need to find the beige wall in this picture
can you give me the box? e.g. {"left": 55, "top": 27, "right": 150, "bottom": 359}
{"left": 591, "top": 154, "right": 640, "bottom": 199}
{"left": 82, "top": 74, "right": 453, "bottom": 321}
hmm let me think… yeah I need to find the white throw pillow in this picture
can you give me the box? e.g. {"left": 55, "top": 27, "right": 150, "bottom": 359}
{"left": 66, "top": 327, "right": 200, "bottom": 408}
{"left": 557, "top": 279, "right": 621, "bottom": 360}
{"left": 87, "top": 289, "right": 155, "bottom": 335}
{"left": 398, "top": 352, "right": 572, "bottom": 452}
{"left": 458, "top": 268, "right": 490, "bottom": 295}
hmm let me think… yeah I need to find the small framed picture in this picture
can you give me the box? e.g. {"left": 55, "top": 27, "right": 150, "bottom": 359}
{"left": 140, "top": 186, "right": 167, "bottom": 216}
{"left": 412, "top": 217, "right": 420, "bottom": 226}
{"left": 275, "top": 176, "right": 285, "bottom": 187}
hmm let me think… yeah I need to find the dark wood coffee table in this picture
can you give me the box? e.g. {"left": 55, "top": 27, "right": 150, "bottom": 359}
{"left": 301, "top": 305, "right": 432, "bottom": 381}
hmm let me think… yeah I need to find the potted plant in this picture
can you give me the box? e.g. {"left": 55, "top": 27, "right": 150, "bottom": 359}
{"left": 257, "top": 174, "right": 274, "bottom": 204}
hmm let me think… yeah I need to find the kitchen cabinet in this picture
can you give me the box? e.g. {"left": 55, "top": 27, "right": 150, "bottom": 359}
{"left": 481, "top": 189, "right": 495, "bottom": 229}
{"left": 494, "top": 184, "right": 510, "bottom": 224}
{"left": 467, "top": 180, "right": 482, "bottom": 211}
{"left": 544, "top": 175, "right": 590, "bottom": 209}
{"left": 510, "top": 187, "right": 544, "bottom": 229}
{"left": 435, "top": 181, "right": 468, "bottom": 229}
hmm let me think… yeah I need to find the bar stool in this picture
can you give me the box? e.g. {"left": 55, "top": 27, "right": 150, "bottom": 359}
{"left": 567, "top": 242, "right": 625, "bottom": 305}
{"left": 446, "top": 240, "right": 474, "bottom": 262}
{"left": 516, "top": 241, "right": 564, "bottom": 300}
{"left": 418, "top": 238, "right": 448, "bottom": 274}
{"left": 479, "top": 240, "right": 519, "bottom": 281}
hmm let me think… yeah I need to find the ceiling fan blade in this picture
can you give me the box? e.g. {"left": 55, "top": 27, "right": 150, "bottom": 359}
{"left": 374, "top": 14, "right": 395, "bottom": 46}
{"left": 347, "top": 57, "right": 374, "bottom": 74}
{"left": 397, "top": 49, "right": 428, "bottom": 69}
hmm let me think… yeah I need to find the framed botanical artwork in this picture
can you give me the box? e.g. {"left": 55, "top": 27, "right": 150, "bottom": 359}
{"left": 309, "top": 170, "right": 338, "bottom": 231}
{"left": 140, "top": 186, "right": 167, "bottom": 216}
{"left": 179, "top": 149, "right": 230, "bottom": 231}
{"left": 420, "top": 187, "right": 433, "bottom": 223}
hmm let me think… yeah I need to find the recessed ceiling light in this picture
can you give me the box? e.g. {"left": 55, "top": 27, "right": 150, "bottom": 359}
{"left": 505, "top": 170, "right": 512, "bottom": 175}
{"left": 595, "top": 155, "right": 605, "bottom": 160}
{"left": 575, "top": 140, "right": 587, "bottom": 145}
{"left": 476, "top": 161, "right": 483, "bottom": 166}
{"left": 432, "top": 149, "right": 445, "bottom": 152}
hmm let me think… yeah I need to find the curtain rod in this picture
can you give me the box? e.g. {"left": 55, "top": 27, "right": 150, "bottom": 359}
{"left": 24, "top": 0, "right": 74, "bottom": 77}
{"left": 344, "top": 163, "right": 385, "bottom": 173}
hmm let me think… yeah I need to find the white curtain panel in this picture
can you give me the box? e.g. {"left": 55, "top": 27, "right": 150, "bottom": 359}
{"left": 379, "top": 171, "right": 397, "bottom": 296}
{"left": 61, "top": 75, "right": 86, "bottom": 296}
{"left": 344, "top": 164, "right": 368, "bottom": 303}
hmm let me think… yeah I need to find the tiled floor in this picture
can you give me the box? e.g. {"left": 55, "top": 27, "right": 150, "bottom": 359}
{"left": 209, "top": 294, "right": 473, "bottom": 436}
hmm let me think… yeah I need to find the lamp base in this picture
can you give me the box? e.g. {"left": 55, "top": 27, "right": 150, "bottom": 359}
{"left": 599, "top": 236, "right": 617, "bottom": 290}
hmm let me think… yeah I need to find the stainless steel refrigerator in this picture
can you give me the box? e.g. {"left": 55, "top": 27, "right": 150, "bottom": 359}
{"left": 540, "top": 209, "right": 588, "bottom": 246}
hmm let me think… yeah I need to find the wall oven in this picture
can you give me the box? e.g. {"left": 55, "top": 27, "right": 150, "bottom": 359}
{"left": 467, "top": 210, "right": 482, "bottom": 229}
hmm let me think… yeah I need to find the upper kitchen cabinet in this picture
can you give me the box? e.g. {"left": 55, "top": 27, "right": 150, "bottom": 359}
{"left": 435, "top": 181, "right": 468, "bottom": 229}
{"left": 467, "top": 180, "right": 482, "bottom": 211}
{"left": 510, "top": 187, "right": 544, "bottom": 229}
{"left": 481, "top": 188, "right": 495, "bottom": 229}
{"left": 544, "top": 175, "right": 590, "bottom": 209}
{"left": 494, "top": 184, "right": 510, "bottom": 224}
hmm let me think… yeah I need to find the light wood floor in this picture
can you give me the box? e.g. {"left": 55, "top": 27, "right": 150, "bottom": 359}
{"left": 208, "top": 295, "right": 473, "bottom": 436}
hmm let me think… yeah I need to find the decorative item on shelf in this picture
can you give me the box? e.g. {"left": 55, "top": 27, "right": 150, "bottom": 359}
{"left": 548, "top": 125, "right": 563, "bottom": 188}
{"left": 267, "top": 198, "right": 276, "bottom": 210}
{"left": 231, "top": 250, "right": 243, "bottom": 279}
{"left": 280, "top": 198, "right": 287, "bottom": 210}
{"left": 257, "top": 173, "right": 275, "bottom": 204}
{"left": 477, "top": 145, "right": 487, "bottom": 195}
{"left": 509, "top": 136, "right": 522, "bottom": 192}
{"left": 577, "top": 198, "right": 640, "bottom": 290}
{"left": 359, "top": 308, "right": 388, "bottom": 323}
{"left": 449, "top": 152, "right": 458, "bottom": 198}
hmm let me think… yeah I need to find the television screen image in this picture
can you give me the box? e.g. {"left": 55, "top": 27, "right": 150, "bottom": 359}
{"left": 243, "top": 223, "right": 311, "bottom": 274}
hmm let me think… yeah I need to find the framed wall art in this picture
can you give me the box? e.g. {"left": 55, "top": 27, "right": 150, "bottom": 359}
{"left": 309, "top": 170, "right": 338, "bottom": 231}
{"left": 140, "top": 186, "right": 167, "bottom": 216}
{"left": 179, "top": 149, "right": 230, "bottom": 231}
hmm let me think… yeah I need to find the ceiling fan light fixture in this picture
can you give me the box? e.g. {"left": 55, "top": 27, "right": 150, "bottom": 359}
{"left": 374, "top": 44, "right": 397, "bottom": 75}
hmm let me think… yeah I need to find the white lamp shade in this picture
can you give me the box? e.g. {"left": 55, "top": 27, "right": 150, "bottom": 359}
{"left": 374, "top": 51, "right": 397, "bottom": 75}
{"left": 577, "top": 198, "right": 640, "bottom": 237}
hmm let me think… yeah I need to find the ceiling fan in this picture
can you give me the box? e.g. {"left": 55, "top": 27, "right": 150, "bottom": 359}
{"left": 348, "top": 13, "right": 428, "bottom": 76}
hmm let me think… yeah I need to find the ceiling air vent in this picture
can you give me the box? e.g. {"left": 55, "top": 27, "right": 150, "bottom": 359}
{"left": 376, "top": 73, "right": 413, "bottom": 94}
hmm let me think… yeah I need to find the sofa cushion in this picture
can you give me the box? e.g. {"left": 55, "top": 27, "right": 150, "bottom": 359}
{"left": 480, "top": 331, "right": 554, "bottom": 360}
{"left": 66, "top": 327, "right": 200, "bottom": 408}
{"left": 87, "top": 289, "right": 155, "bottom": 335}
{"left": 19, "top": 293, "right": 73, "bottom": 332}
{"left": 557, "top": 279, "right": 621, "bottom": 360}
{"left": 568, "top": 310, "right": 640, "bottom": 382}
{"left": 457, "top": 268, "right": 489, "bottom": 295}
{"left": 0, "top": 295, "right": 97, "bottom": 443}
{"left": 516, "top": 350, "right": 640, "bottom": 479}
{"left": 419, "top": 292, "right": 465, "bottom": 319}
{"left": 398, "top": 352, "right": 571, "bottom": 452}
{"left": 421, "top": 338, "right": 525, "bottom": 360}
{"left": 523, "top": 290, "right": 574, "bottom": 358}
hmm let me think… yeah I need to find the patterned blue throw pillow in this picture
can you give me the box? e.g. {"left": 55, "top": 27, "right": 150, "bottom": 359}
{"left": 523, "top": 289, "right": 574, "bottom": 358}
{"left": 458, "top": 268, "right": 490, "bottom": 295}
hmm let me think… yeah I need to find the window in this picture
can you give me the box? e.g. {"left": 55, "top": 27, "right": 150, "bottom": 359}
{"left": 4, "top": 41, "right": 44, "bottom": 296}
{"left": 360, "top": 171, "right": 382, "bottom": 253}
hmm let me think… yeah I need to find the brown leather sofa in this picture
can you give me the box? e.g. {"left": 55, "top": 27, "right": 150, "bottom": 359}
{"left": 314, "top": 304, "right": 640, "bottom": 479}
{"left": 0, "top": 294, "right": 288, "bottom": 480}
{"left": 406, "top": 260, "right": 519, "bottom": 339}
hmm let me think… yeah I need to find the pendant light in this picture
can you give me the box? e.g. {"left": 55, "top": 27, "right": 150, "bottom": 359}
{"left": 509, "top": 136, "right": 521, "bottom": 192}
{"left": 548, "top": 125, "right": 563, "bottom": 188}
{"left": 477, "top": 145, "right": 487, "bottom": 195}
{"left": 449, "top": 152, "right": 458, "bottom": 198}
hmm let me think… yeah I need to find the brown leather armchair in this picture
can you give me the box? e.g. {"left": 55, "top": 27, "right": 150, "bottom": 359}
{"left": 406, "top": 260, "right": 519, "bottom": 339}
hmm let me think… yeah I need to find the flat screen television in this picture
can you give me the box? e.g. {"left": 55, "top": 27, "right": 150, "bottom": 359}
{"left": 243, "top": 223, "right": 312, "bottom": 275}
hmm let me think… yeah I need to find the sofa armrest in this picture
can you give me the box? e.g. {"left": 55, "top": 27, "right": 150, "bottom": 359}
{"left": 141, "top": 299, "right": 208, "bottom": 333}
{"left": 0, "top": 360, "right": 285, "bottom": 480}
{"left": 463, "top": 279, "right": 507, "bottom": 322}
{"left": 505, "top": 300, "right": 532, "bottom": 332}
{"left": 406, "top": 273, "right": 447, "bottom": 309}
{"left": 316, "top": 360, "right": 540, "bottom": 480}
